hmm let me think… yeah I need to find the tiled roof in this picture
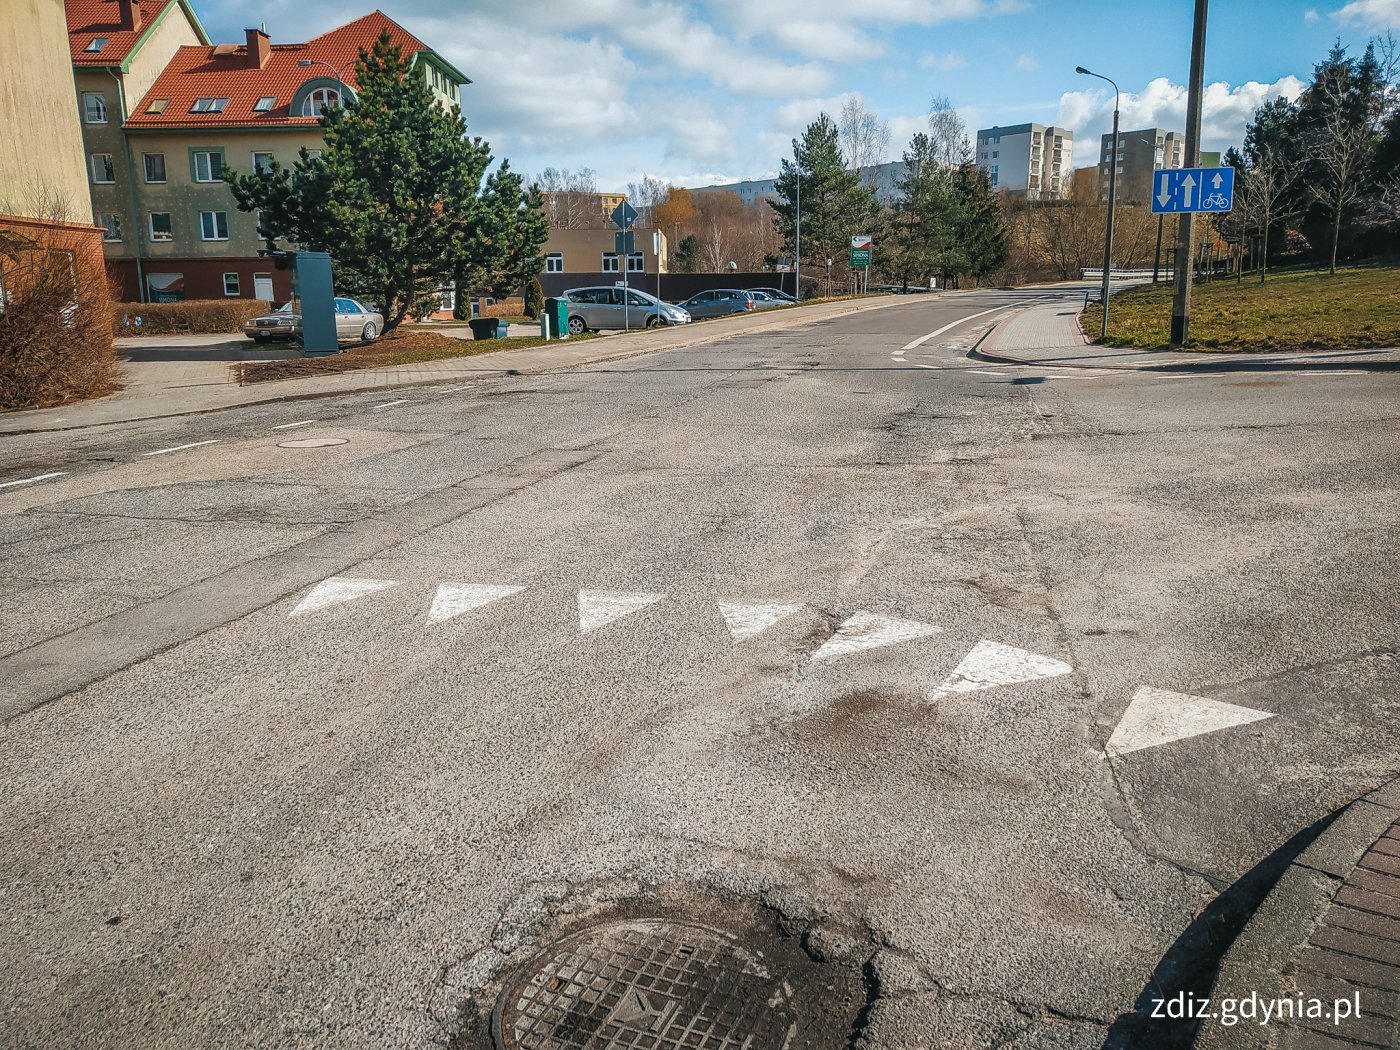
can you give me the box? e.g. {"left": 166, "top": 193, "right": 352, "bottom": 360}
{"left": 125, "top": 11, "right": 439, "bottom": 128}
{"left": 68, "top": 0, "right": 178, "bottom": 65}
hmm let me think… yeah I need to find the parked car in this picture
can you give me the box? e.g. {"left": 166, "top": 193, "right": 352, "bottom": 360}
{"left": 751, "top": 287, "right": 800, "bottom": 303}
{"left": 679, "top": 289, "right": 785, "bottom": 319}
{"left": 243, "top": 297, "right": 383, "bottom": 344}
{"left": 562, "top": 286, "right": 691, "bottom": 333}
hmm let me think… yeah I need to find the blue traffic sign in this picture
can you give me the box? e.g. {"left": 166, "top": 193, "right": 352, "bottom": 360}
{"left": 1151, "top": 166, "right": 1234, "bottom": 214}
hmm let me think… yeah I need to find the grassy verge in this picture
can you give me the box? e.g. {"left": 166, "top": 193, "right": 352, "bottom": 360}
{"left": 236, "top": 331, "right": 597, "bottom": 384}
{"left": 1083, "top": 266, "right": 1400, "bottom": 352}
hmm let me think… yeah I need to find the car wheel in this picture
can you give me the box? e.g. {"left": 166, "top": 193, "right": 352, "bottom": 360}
{"left": 361, "top": 322, "right": 378, "bottom": 343}
{"left": 645, "top": 314, "right": 662, "bottom": 329}
{"left": 567, "top": 316, "right": 587, "bottom": 335}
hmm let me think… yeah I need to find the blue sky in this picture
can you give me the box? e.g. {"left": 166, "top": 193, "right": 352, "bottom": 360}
{"left": 197, "top": 0, "right": 1398, "bottom": 189}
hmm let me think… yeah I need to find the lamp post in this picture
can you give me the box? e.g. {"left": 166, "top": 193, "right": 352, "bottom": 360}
{"left": 1076, "top": 65, "right": 1119, "bottom": 341}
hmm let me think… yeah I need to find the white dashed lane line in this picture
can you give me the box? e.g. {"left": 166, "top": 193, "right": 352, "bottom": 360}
{"left": 0, "top": 471, "right": 69, "bottom": 490}
{"left": 272, "top": 420, "right": 318, "bottom": 430}
{"left": 374, "top": 399, "right": 409, "bottom": 409}
{"left": 142, "top": 440, "right": 219, "bottom": 457}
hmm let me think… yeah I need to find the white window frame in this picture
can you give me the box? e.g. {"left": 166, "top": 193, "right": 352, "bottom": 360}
{"left": 143, "top": 152, "right": 166, "bottom": 184}
{"left": 199, "top": 211, "right": 229, "bottom": 241}
{"left": 82, "top": 92, "right": 107, "bottom": 124}
{"left": 90, "top": 153, "right": 116, "bottom": 184}
{"left": 253, "top": 96, "right": 276, "bottom": 113}
{"left": 252, "top": 151, "right": 274, "bottom": 174}
{"left": 85, "top": 37, "right": 109, "bottom": 52}
{"left": 148, "top": 212, "right": 173, "bottom": 242}
{"left": 544, "top": 253, "right": 563, "bottom": 273}
{"left": 601, "top": 252, "right": 620, "bottom": 273}
{"left": 301, "top": 87, "right": 341, "bottom": 116}
{"left": 626, "top": 252, "right": 644, "bottom": 273}
{"left": 222, "top": 272, "right": 240, "bottom": 297}
{"left": 192, "top": 150, "right": 221, "bottom": 183}
{"left": 99, "top": 214, "right": 122, "bottom": 241}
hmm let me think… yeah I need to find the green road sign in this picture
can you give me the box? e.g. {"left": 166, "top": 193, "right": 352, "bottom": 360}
{"left": 850, "top": 234, "right": 872, "bottom": 267}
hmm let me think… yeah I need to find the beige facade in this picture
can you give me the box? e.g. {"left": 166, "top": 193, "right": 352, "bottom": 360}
{"left": 1, "top": 0, "right": 93, "bottom": 223}
{"left": 543, "top": 226, "right": 668, "bottom": 275}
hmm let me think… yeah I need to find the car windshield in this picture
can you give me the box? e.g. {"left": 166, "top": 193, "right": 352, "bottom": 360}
{"left": 273, "top": 302, "right": 295, "bottom": 314}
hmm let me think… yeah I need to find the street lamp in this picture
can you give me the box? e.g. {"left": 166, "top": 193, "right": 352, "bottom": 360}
{"left": 1076, "top": 65, "right": 1119, "bottom": 341}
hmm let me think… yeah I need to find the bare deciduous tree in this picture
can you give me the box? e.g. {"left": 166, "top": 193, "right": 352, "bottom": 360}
{"left": 927, "top": 95, "right": 970, "bottom": 168}
{"left": 838, "top": 97, "right": 891, "bottom": 171}
{"left": 625, "top": 174, "right": 668, "bottom": 228}
{"left": 533, "top": 166, "right": 600, "bottom": 229}
{"left": 1241, "top": 146, "right": 1299, "bottom": 282}
{"left": 1309, "top": 78, "right": 1377, "bottom": 274}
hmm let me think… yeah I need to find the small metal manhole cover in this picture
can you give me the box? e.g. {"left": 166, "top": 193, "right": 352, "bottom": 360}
{"left": 276, "top": 437, "right": 348, "bottom": 448}
{"left": 493, "top": 919, "right": 796, "bottom": 1050}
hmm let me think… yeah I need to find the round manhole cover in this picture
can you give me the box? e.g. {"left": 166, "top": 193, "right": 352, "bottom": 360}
{"left": 493, "top": 919, "right": 796, "bottom": 1050}
{"left": 276, "top": 437, "right": 348, "bottom": 448}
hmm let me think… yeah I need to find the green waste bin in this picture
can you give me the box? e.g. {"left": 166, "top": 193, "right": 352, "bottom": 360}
{"left": 468, "top": 317, "right": 505, "bottom": 340}
{"left": 541, "top": 297, "right": 569, "bottom": 340}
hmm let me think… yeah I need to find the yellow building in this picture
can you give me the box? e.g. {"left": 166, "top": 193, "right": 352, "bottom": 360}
{"left": 3, "top": 0, "right": 95, "bottom": 226}
{"left": 69, "top": 5, "right": 468, "bottom": 302}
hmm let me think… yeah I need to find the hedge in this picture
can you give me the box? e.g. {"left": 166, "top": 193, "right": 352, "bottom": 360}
{"left": 112, "top": 299, "right": 265, "bottom": 336}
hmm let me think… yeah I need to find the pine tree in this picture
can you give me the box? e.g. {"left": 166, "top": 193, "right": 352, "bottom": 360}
{"left": 523, "top": 276, "right": 544, "bottom": 320}
{"left": 673, "top": 234, "right": 700, "bottom": 273}
{"left": 881, "top": 132, "right": 960, "bottom": 290}
{"left": 772, "top": 114, "right": 878, "bottom": 291}
{"left": 951, "top": 163, "right": 1009, "bottom": 283}
{"left": 227, "top": 31, "right": 505, "bottom": 333}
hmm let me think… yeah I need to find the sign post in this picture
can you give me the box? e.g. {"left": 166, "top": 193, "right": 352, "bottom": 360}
{"left": 611, "top": 200, "right": 638, "bottom": 329}
{"left": 850, "top": 235, "right": 872, "bottom": 295}
{"left": 1171, "top": 0, "right": 1210, "bottom": 347}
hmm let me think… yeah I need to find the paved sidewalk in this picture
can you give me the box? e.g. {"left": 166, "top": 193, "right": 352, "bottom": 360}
{"left": 1199, "top": 778, "right": 1400, "bottom": 1050}
{"left": 0, "top": 295, "right": 910, "bottom": 435}
{"left": 974, "top": 297, "right": 1400, "bottom": 372}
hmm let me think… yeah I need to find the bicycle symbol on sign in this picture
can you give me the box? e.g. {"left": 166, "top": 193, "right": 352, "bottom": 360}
{"left": 1200, "top": 192, "right": 1230, "bottom": 210}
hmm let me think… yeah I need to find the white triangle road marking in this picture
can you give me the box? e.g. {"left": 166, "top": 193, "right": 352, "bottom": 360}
{"left": 578, "top": 590, "right": 664, "bottom": 634}
{"left": 1106, "top": 686, "right": 1275, "bottom": 757}
{"left": 429, "top": 583, "right": 525, "bottom": 624}
{"left": 718, "top": 601, "right": 803, "bottom": 642}
{"left": 811, "top": 611, "right": 940, "bottom": 663}
{"left": 929, "top": 640, "right": 1073, "bottom": 701}
{"left": 290, "top": 576, "right": 397, "bottom": 617}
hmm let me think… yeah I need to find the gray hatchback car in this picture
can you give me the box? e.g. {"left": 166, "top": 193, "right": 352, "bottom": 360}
{"left": 562, "top": 286, "right": 691, "bottom": 333}
{"left": 679, "top": 289, "right": 785, "bottom": 319}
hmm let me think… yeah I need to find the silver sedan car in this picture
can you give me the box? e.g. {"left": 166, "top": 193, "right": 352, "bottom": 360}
{"left": 562, "top": 286, "right": 691, "bottom": 333}
{"left": 679, "top": 289, "right": 785, "bottom": 319}
{"left": 243, "top": 297, "right": 383, "bottom": 344}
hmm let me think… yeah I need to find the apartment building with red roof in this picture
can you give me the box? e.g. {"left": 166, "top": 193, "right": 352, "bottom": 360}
{"left": 68, "top": 3, "right": 468, "bottom": 302}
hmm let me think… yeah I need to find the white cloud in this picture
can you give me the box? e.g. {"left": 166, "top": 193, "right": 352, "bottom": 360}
{"left": 1056, "top": 75, "right": 1307, "bottom": 159}
{"left": 920, "top": 51, "right": 969, "bottom": 72}
{"left": 1332, "top": 0, "right": 1400, "bottom": 27}
{"left": 1016, "top": 53, "right": 1039, "bottom": 72}
{"left": 1304, "top": 8, "right": 1321, "bottom": 20}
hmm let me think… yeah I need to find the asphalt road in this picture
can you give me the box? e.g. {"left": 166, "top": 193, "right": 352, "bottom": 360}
{"left": 2, "top": 290, "right": 1398, "bottom": 1049}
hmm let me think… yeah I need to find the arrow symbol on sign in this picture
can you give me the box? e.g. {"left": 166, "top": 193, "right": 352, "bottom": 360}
{"left": 1156, "top": 174, "right": 1171, "bottom": 208}
{"left": 1212, "top": 172, "right": 1224, "bottom": 189}
{"left": 1180, "top": 173, "right": 1197, "bottom": 207}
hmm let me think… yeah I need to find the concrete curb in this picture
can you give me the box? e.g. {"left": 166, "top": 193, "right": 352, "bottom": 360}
{"left": 968, "top": 305, "right": 1400, "bottom": 374}
{"left": 1194, "top": 776, "right": 1400, "bottom": 1050}
{"left": 0, "top": 293, "right": 918, "bottom": 436}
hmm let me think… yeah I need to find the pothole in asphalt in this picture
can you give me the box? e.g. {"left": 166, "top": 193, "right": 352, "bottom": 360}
{"left": 492, "top": 919, "right": 798, "bottom": 1050}
{"left": 276, "top": 437, "right": 348, "bottom": 448}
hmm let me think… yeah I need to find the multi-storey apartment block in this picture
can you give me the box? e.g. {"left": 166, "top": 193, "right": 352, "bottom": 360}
{"left": 68, "top": 3, "right": 468, "bottom": 302}
{"left": 1098, "top": 128, "right": 1185, "bottom": 205}
{"left": 974, "top": 124, "right": 1073, "bottom": 198}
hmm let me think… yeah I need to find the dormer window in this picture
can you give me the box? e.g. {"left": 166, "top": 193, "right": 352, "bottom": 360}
{"left": 301, "top": 87, "right": 341, "bottom": 116}
{"left": 85, "top": 37, "right": 109, "bottom": 52}
{"left": 146, "top": 98, "right": 168, "bottom": 114}
{"left": 190, "top": 97, "right": 229, "bottom": 113}
{"left": 253, "top": 96, "right": 276, "bottom": 113}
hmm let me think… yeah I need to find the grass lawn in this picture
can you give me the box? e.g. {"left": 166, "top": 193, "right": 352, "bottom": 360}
{"left": 236, "top": 331, "right": 596, "bottom": 385}
{"left": 1082, "top": 266, "right": 1400, "bottom": 352}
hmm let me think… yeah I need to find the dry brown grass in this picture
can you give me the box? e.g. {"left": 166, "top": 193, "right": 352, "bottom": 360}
{"left": 1, "top": 236, "right": 116, "bottom": 409}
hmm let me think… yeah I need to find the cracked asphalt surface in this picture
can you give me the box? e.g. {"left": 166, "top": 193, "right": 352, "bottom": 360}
{"left": 2, "top": 290, "right": 1398, "bottom": 1049}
